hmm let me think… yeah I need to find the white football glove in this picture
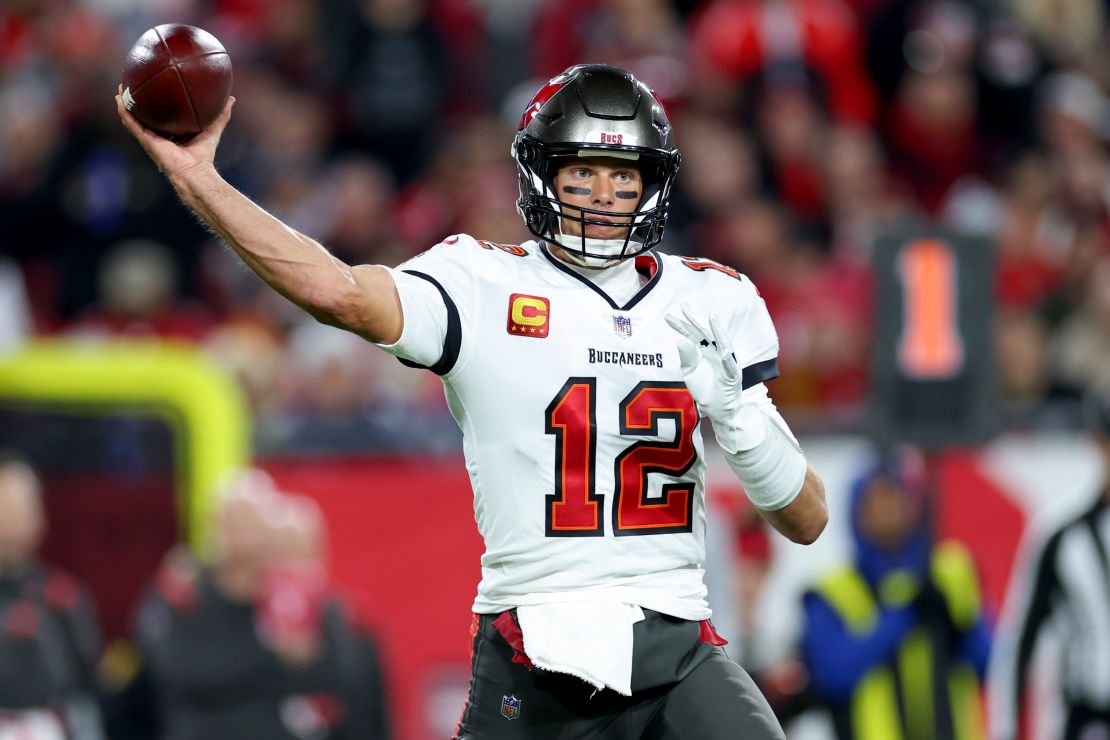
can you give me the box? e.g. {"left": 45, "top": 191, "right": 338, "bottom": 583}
{"left": 665, "top": 305, "right": 766, "bottom": 454}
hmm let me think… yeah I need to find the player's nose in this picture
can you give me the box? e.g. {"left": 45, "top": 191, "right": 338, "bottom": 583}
{"left": 592, "top": 177, "right": 615, "bottom": 206}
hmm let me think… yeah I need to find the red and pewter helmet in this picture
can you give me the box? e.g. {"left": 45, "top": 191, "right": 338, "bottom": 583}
{"left": 511, "top": 64, "right": 681, "bottom": 262}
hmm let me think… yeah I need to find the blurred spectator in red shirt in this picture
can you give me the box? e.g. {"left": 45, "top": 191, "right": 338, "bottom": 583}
{"left": 752, "top": 72, "right": 832, "bottom": 225}
{"left": 886, "top": 66, "right": 981, "bottom": 213}
{"left": 941, "top": 151, "right": 1069, "bottom": 311}
{"left": 876, "top": 1, "right": 988, "bottom": 213}
{"left": 689, "top": 0, "right": 876, "bottom": 125}
{"left": 992, "top": 153, "right": 1067, "bottom": 309}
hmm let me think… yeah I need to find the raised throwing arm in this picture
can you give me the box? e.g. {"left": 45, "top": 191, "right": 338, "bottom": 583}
{"left": 115, "top": 89, "right": 403, "bottom": 344}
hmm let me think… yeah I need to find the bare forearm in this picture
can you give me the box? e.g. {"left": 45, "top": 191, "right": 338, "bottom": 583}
{"left": 116, "top": 93, "right": 402, "bottom": 341}
{"left": 173, "top": 166, "right": 355, "bottom": 319}
{"left": 759, "top": 464, "right": 827, "bottom": 544}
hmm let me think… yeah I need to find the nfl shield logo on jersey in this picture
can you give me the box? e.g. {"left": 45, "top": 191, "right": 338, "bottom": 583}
{"left": 613, "top": 314, "right": 632, "bottom": 338}
{"left": 501, "top": 695, "right": 522, "bottom": 721}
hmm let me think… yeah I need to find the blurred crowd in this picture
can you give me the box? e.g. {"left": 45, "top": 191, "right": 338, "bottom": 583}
{"left": 6, "top": 396, "right": 1110, "bottom": 739}
{"left": 2, "top": 0, "right": 1110, "bottom": 451}
{"left": 0, "top": 455, "right": 391, "bottom": 740}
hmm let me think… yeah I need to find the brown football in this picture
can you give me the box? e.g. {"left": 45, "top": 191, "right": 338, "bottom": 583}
{"left": 121, "top": 24, "right": 232, "bottom": 139}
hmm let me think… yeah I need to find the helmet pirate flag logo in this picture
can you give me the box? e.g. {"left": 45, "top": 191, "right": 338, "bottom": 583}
{"left": 519, "top": 79, "right": 569, "bottom": 130}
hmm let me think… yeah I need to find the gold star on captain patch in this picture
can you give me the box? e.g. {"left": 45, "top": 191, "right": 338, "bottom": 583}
{"left": 529, "top": 327, "right": 537, "bottom": 333}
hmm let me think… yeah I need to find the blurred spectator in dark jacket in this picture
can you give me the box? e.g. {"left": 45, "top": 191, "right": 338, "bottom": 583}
{"left": 323, "top": 0, "right": 448, "bottom": 183}
{"left": 115, "top": 470, "right": 390, "bottom": 740}
{"left": 669, "top": 112, "right": 760, "bottom": 237}
{"left": 0, "top": 452, "right": 105, "bottom": 740}
{"left": 801, "top": 456, "right": 991, "bottom": 740}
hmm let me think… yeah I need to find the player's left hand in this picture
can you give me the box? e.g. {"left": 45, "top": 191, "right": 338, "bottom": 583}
{"left": 665, "top": 306, "right": 752, "bottom": 451}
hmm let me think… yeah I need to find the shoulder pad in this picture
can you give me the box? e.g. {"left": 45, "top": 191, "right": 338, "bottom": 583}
{"left": 443, "top": 234, "right": 530, "bottom": 257}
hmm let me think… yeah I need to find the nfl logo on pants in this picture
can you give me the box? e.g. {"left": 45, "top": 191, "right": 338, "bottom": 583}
{"left": 501, "top": 695, "right": 522, "bottom": 721}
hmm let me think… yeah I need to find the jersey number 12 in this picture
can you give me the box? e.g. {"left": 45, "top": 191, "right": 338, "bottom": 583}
{"left": 545, "top": 378, "right": 698, "bottom": 537}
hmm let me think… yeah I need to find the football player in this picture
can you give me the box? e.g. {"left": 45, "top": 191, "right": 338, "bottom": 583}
{"left": 117, "top": 63, "right": 827, "bottom": 739}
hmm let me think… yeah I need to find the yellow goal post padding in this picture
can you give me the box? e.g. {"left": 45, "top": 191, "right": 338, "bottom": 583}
{"left": 0, "top": 340, "right": 251, "bottom": 551}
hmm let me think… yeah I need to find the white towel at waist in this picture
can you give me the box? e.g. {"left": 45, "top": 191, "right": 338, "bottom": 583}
{"left": 516, "top": 601, "right": 646, "bottom": 696}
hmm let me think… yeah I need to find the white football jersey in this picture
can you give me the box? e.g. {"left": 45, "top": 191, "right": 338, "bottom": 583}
{"left": 380, "top": 234, "right": 781, "bottom": 620}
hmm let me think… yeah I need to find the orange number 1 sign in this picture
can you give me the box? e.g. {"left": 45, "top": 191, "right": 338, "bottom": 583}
{"left": 897, "top": 239, "right": 964, "bottom": 379}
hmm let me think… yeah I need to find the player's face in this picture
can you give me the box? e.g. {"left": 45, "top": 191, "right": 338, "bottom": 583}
{"left": 554, "top": 158, "right": 643, "bottom": 240}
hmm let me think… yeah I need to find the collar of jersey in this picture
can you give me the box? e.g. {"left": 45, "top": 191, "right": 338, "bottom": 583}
{"left": 540, "top": 242, "right": 664, "bottom": 311}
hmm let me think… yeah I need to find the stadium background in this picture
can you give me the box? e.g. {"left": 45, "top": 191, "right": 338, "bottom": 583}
{"left": 1, "top": 0, "right": 1108, "bottom": 738}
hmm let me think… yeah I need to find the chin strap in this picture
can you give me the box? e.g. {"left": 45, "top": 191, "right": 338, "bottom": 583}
{"left": 550, "top": 235, "right": 627, "bottom": 268}
{"left": 551, "top": 220, "right": 646, "bottom": 268}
